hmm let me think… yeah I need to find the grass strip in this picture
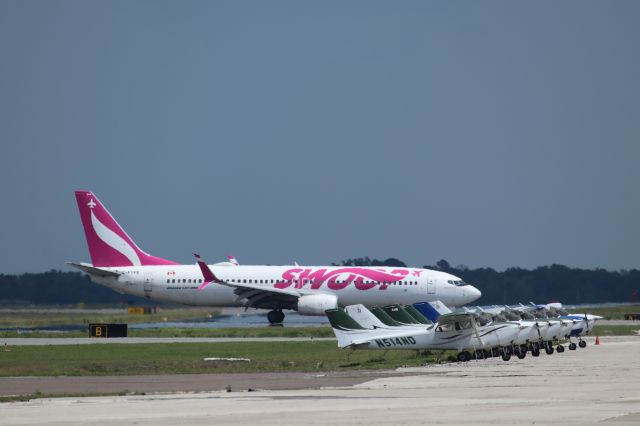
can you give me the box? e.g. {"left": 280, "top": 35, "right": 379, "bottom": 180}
{"left": 0, "top": 307, "right": 218, "bottom": 328}
{"left": 0, "top": 326, "right": 334, "bottom": 339}
{"left": 0, "top": 341, "right": 455, "bottom": 377}
{"left": 568, "top": 304, "right": 640, "bottom": 320}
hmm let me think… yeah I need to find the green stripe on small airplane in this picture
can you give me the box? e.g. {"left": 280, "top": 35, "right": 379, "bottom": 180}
{"left": 325, "top": 309, "right": 366, "bottom": 331}
{"left": 369, "top": 307, "right": 402, "bottom": 326}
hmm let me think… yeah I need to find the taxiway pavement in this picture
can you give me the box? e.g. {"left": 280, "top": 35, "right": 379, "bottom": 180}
{"left": 1, "top": 336, "right": 639, "bottom": 425}
{"left": 1, "top": 337, "right": 333, "bottom": 346}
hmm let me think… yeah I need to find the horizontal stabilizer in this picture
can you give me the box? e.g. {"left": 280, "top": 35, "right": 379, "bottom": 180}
{"left": 65, "top": 262, "right": 121, "bottom": 277}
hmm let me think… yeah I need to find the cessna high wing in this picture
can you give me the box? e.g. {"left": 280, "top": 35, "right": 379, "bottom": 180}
{"left": 67, "top": 191, "right": 482, "bottom": 324}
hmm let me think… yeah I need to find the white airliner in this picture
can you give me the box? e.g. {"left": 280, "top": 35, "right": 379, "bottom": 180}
{"left": 67, "top": 191, "right": 482, "bottom": 324}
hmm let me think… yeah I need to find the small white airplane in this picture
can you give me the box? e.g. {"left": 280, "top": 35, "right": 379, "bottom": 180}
{"left": 68, "top": 191, "right": 482, "bottom": 324}
{"left": 327, "top": 302, "right": 523, "bottom": 362}
{"left": 484, "top": 303, "right": 600, "bottom": 353}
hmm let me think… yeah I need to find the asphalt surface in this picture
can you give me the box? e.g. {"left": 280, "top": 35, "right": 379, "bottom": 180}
{"left": 0, "top": 371, "right": 392, "bottom": 395}
{"left": 1, "top": 337, "right": 334, "bottom": 346}
{"left": 1, "top": 336, "right": 639, "bottom": 425}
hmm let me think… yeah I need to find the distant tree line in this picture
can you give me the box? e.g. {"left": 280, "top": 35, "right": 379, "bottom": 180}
{"left": 339, "top": 257, "right": 640, "bottom": 305}
{"left": 0, "top": 270, "right": 153, "bottom": 306}
{"left": 1, "top": 260, "right": 638, "bottom": 306}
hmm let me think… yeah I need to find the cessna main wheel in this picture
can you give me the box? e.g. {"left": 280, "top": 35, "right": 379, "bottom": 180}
{"left": 578, "top": 340, "right": 587, "bottom": 348}
{"left": 457, "top": 351, "right": 472, "bottom": 362}
{"left": 569, "top": 342, "right": 577, "bottom": 350}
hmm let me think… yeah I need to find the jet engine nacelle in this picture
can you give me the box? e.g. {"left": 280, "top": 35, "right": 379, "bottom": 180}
{"left": 297, "top": 294, "right": 338, "bottom": 316}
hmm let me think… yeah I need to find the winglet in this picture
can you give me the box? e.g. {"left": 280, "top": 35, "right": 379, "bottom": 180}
{"left": 227, "top": 255, "right": 239, "bottom": 266}
{"left": 194, "top": 253, "right": 221, "bottom": 290}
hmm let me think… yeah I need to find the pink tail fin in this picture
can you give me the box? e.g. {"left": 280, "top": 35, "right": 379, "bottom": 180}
{"left": 74, "top": 190, "right": 178, "bottom": 267}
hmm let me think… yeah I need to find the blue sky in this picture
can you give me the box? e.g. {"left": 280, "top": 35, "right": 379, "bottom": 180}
{"left": 1, "top": 1, "right": 639, "bottom": 273}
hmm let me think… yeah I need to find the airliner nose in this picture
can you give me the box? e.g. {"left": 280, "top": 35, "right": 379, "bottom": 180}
{"left": 466, "top": 285, "right": 481, "bottom": 303}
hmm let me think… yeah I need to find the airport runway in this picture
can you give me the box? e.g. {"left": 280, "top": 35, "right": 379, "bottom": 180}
{"left": 1, "top": 337, "right": 334, "bottom": 346}
{"left": 1, "top": 336, "right": 639, "bottom": 425}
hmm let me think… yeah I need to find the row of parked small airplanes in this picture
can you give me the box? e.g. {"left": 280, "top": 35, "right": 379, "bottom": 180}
{"left": 324, "top": 301, "right": 602, "bottom": 362}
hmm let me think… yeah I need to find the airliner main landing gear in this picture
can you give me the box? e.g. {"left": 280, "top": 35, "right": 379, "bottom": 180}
{"left": 267, "top": 310, "right": 285, "bottom": 324}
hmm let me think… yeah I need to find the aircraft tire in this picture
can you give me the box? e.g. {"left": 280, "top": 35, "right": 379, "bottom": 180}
{"left": 516, "top": 350, "right": 526, "bottom": 359}
{"left": 457, "top": 351, "right": 471, "bottom": 362}
{"left": 491, "top": 348, "right": 500, "bottom": 358}
{"left": 267, "top": 310, "right": 285, "bottom": 324}
{"left": 569, "top": 342, "right": 577, "bottom": 350}
{"left": 557, "top": 345, "right": 565, "bottom": 353}
{"left": 474, "top": 350, "right": 485, "bottom": 360}
{"left": 501, "top": 351, "right": 511, "bottom": 361}
{"left": 578, "top": 340, "right": 587, "bottom": 348}
{"left": 531, "top": 347, "right": 540, "bottom": 357}
{"left": 545, "top": 345, "right": 554, "bottom": 355}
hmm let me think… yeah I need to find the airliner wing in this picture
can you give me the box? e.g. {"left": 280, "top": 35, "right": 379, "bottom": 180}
{"left": 65, "top": 262, "right": 122, "bottom": 278}
{"left": 194, "top": 254, "right": 302, "bottom": 309}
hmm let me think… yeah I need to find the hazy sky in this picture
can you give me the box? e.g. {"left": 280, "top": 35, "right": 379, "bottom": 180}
{"left": 1, "top": 1, "right": 639, "bottom": 274}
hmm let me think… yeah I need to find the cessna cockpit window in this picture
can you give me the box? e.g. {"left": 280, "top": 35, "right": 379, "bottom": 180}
{"left": 458, "top": 320, "right": 472, "bottom": 329}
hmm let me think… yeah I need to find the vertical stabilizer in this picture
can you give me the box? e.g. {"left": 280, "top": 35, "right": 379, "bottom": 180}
{"left": 413, "top": 300, "right": 452, "bottom": 322}
{"left": 74, "top": 190, "right": 177, "bottom": 267}
{"left": 345, "top": 304, "right": 389, "bottom": 329}
{"left": 325, "top": 308, "right": 366, "bottom": 348}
